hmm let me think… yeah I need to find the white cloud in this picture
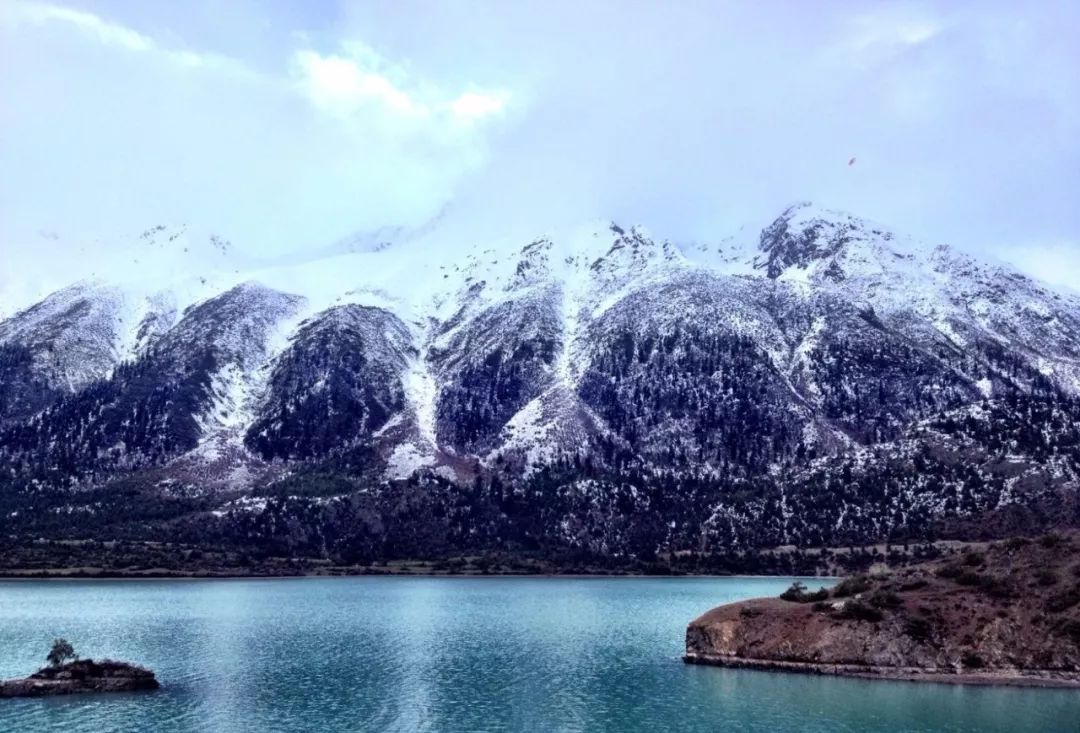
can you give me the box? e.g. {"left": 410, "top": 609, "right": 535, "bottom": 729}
{"left": 293, "top": 50, "right": 424, "bottom": 118}
{"left": 0, "top": 0, "right": 249, "bottom": 75}
{"left": 997, "top": 241, "right": 1080, "bottom": 294}
{"left": 3, "top": 1, "right": 154, "bottom": 52}
{"left": 292, "top": 45, "right": 510, "bottom": 129}
{"left": 0, "top": 0, "right": 513, "bottom": 263}
{"left": 846, "top": 11, "right": 942, "bottom": 53}
{"left": 0, "top": 0, "right": 1076, "bottom": 290}
{"left": 447, "top": 91, "right": 509, "bottom": 121}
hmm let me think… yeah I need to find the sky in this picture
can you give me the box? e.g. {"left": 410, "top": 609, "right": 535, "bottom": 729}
{"left": 1, "top": 0, "right": 1079, "bottom": 292}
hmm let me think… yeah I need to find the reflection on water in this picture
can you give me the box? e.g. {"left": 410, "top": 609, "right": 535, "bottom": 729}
{"left": 0, "top": 577, "right": 1076, "bottom": 733}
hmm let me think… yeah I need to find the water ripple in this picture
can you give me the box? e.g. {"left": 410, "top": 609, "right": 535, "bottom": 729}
{"left": 0, "top": 577, "right": 1076, "bottom": 733}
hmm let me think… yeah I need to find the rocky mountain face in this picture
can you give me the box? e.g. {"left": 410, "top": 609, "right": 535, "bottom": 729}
{"left": 1, "top": 203, "right": 1079, "bottom": 565}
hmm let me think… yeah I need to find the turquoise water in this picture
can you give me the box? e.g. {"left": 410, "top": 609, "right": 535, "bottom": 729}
{"left": 0, "top": 577, "right": 1076, "bottom": 732}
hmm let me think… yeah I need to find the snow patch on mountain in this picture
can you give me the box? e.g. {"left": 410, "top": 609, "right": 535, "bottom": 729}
{"left": 386, "top": 443, "right": 437, "bottom": 480}
{"left": 491, "top": 396, "right": 555, "bottom": 476}
{"left": 404, "top": 353, "right": 440, "bottom": 448}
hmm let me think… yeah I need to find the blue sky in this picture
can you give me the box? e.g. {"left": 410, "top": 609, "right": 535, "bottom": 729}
{"left": 1, "top": 1, "right": 1078, "bottom": 288}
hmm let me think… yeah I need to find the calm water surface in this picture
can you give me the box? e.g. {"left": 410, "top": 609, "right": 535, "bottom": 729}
{"left": 0, "top": 576, "right": 1076, "bottom": 732}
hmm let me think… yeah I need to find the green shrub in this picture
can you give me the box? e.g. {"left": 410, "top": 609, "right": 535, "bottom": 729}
{"left": 961, "top": 651, "right": 985, "bottom": 669}
{"left": 948, "top": 570, "right": 1014, "bottom": 598}
{"left": 1036, "top": 533, "right": 1062, "bottom": 550}
{"left": 954, "top": 569, "right": 983, "bottom": 586}
{"left": 980, "top": 575, "right": 1015, "bottom": 599}
{"left": 780, "top": 581, "right": 808, "bottom": 602}
{"left": 936, "top": 563, "right": 963, "bottom": 579}
{"left": 837, "top": 600, "right": 884, "bottom": 623}
{"left": 780, "top": 581, "right": 831, "bottom": 603}
{"left": 831, "top": 575, "right": 872, "bottom": 598}
{"left": 1002, "top": 537, "right": 1030, "bottom": 551}
{"left": 903, "top": 616, "right": 934, "bottom": 642}
{"left": 1045, "top": 583, "right": 1080, "bottom": 613}
{"left": 1039, "top": 533, "right": 1064, "bottom": 549}
{"left": 1051, "top": 619, "right": 1080, "bottom": 644}
{"left": 869, "top": 590, "right": 903, "bottom": 610}
{"left": 1035, "top": 570, "right": 1058, "bottom": 587}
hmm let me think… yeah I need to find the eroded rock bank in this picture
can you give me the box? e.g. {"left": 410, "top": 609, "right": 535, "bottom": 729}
{"left": 685, "top": 533, "right": 1080, "bottom": 687}
{"left": 0, "top": 659, "right": 159, "bottom": 697}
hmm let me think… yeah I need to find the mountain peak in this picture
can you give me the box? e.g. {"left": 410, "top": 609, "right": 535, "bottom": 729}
{"left": 755, "top": 202, "right": 899, "bottom": 279}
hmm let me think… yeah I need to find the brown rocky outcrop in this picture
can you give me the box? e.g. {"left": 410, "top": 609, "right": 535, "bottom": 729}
{"left": 0, "top": 659, "right": 159, "bottom": 697}
{"left": 685, "top": 534, "right": 1080, "bottom": 687}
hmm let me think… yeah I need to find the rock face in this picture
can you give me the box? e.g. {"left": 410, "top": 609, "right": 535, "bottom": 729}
{"left": 0, "top": 659, "right": 160, "bottom": 697}
{"left": 685, "top": 534, "right": 1080, "bottom": 687}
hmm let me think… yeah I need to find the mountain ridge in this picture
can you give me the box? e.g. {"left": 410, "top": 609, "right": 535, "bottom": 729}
{"left": 2, "top": 203, "right": 1078, "bottom": 565}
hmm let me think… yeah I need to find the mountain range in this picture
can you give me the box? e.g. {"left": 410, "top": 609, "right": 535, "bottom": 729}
{"left": 2, "top": 203, "right": 1078, "bottom": 568}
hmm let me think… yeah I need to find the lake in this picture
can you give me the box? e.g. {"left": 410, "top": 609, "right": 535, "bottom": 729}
{"left": 0, "top": 576, "right": 1076, "bottom": 732}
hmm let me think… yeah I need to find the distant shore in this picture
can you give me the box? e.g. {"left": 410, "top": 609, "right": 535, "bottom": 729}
{"left": 0, "top": 565, "right": 834, "bottom": 581}
{"left": 0, "top": 536, "right": 983, "bottom": 580}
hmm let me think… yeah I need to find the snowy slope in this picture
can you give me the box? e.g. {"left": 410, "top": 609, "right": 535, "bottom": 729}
{"left": 748, "top": 203, "right": 1080, "bottom": 393}
{"left": 3, "top": 204, "right": 1080, "bottom": 495}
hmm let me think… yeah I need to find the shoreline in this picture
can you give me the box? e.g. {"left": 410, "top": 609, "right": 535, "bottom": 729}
{"left": 0, "top": 569, "right": 835, "bottom": 581}
{"left": 682, "top": 534, "right": 1080, "bottom": 694}
{"left": 682, "top": 653, "right": 1080, "bottom": 689}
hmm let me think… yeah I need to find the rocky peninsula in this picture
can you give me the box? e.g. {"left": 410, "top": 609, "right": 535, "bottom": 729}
{"left": 0, "top": 659, "right": 159, "bottom": 697}
{"left": 685, "top": 533, "right": 1080, "bottom": 687}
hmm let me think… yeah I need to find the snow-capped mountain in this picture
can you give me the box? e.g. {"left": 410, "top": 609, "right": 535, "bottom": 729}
{"left": 2, "top": 203, "right": 1078, "bottom": 561}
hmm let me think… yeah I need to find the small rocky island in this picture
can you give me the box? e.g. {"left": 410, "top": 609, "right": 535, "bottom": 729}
{"left": 685, "top": 534, "right": 1080, "bottom": 687}
{"left": 0, "top": 640, "right": 159, "bottom": 697}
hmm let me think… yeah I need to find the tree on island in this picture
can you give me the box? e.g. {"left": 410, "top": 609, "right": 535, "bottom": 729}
{"left": 46, "top": 638, "right": 77, "bottom": 667}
